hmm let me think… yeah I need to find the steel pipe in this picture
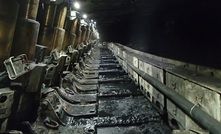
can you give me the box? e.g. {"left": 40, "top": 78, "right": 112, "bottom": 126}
{"left": 126, "top": 61, "right": 221, "bottom": 134}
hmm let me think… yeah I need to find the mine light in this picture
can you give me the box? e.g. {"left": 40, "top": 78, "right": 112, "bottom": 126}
{"left": 74, "top": 1, "right": 80, "bottom": 9}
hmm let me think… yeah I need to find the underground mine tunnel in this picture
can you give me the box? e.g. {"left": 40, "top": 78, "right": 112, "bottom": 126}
{"left": 0, "top": 0, "right": 221, "bottom": 134}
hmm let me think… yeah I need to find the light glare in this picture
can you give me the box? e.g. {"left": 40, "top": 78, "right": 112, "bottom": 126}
{"left": 74, "top": 2, "right": 80, "bottom": 9}
{"left": 83, "top": 14, "right": 87, "bottom": 19}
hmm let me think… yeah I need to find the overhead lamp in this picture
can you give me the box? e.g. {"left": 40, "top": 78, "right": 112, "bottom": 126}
{"left": 83, "top": 14, "right": 87, "bottom": 19}
{"left": 91, "top": 20, "right": 93, "bottom": 22}
{"left": 74, "top": 2, "right": 80, "bottom": 9}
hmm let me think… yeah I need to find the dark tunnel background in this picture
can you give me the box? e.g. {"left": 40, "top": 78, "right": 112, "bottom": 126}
{"left": 98, "top": 0, "right": 221, "bottom": 69}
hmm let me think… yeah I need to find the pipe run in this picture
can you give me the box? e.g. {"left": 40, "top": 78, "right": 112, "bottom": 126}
{"left": 125, "top": 60, "right": 221, "bottom": 134}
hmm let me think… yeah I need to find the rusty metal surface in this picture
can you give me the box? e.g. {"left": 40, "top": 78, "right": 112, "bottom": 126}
{"left": 11, "top": 18, "right": 40, "bottom": 60}
{"left": 38, "top": 26, "right": 65, "bottom": 55}
{"left": 18, "top": 0, "right": 39, "bottom": 20}
{"left": 0, "top": 0, "right": 19, "bottom": 71}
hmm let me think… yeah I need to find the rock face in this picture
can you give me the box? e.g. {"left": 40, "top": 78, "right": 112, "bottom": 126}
{"left": 82, "top": 0, "right": 221, "bottom": 69}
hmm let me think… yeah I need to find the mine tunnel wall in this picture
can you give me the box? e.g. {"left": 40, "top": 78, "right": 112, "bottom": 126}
{"left": 100, "top": 0, "right": 221, "bottom": 69}
{"left": 109, "top": 42, "right": 221, "bottom": 132}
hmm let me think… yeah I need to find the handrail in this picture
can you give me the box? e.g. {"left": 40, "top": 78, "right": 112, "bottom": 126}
{"left": 126, "top": 61, "right": 221, "bottom": 134}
